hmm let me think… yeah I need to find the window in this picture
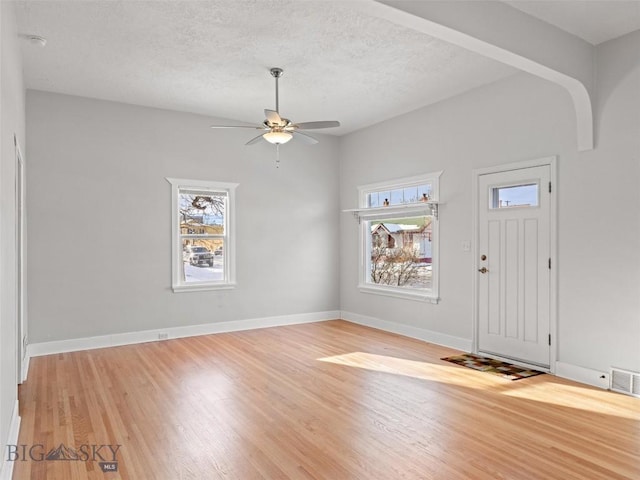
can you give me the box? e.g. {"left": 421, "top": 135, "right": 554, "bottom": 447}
{"left": 357, "top": 172, "right": 441, "bottom": 302}
{"left": 490, "top": 183, "right": 539, "bottom": 209}
{"left": 167, "top": 178, "right": 238, "bottom": 292}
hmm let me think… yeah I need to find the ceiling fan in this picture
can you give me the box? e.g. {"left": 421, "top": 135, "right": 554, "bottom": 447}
{"left": 210, "top": 68, "right": 340, "bottom": 148}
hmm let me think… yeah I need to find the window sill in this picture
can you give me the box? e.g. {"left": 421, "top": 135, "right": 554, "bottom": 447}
{"left": 358, "top": 284, "right": 439, "bottom": 303}
{"left": 172, "top": 282, "right": 236, "bottom": 293}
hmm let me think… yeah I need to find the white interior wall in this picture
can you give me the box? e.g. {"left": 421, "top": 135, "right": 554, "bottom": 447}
{"left": 559, "top": 30, "right": 640, "bottom": 371}
{"left": 340, "top": 30, "right": 640, "bottom": 375}
{"left": 20, "top": 21, "right": 640, "bottom": 380}
{"left": 0, "top": 0, "right": 26, "bottom": 472}
{"left": 26, "top": 91, "right": 340, "bottom": 344}
{"left": 339, "top": 72, "right": 574, "bottom": 343}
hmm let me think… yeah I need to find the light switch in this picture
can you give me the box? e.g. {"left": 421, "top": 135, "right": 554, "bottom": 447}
{"left": 461, "top": 241, "right": 471, "bottom": 252}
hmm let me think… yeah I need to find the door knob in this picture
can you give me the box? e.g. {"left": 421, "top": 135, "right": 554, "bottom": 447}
{"left": 478, "top": 267, "right": 488, "bottom": 274}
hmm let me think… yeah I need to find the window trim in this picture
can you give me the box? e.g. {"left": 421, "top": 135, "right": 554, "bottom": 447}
{"left": 166, "top": 178, "right": 238, "bottom": 293}
{"left": 356, "top": 172, "right": 442, "bottom": 303}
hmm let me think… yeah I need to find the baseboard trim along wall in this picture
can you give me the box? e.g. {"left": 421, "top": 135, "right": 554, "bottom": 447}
{"left": 341, "top": 310, "right": 473, "bottom": 352}
{"left": 27, "top": 311, "right": 341, "bottom": 359}
{"left": 0, "top": 401, "right": 21, "bottom": 480}
{"left": 555, "top": 361, "right": 609, "bottom": 389}
{"left": 26, "top": 311, "right": 611, "bottom": 392}
{"left": 341, "top": 312, "right": 611, "bottom": 390}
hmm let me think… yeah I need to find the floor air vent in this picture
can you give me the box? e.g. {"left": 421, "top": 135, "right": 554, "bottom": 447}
{"left": 610, "top": 367, "right": 640, "bottom": 397}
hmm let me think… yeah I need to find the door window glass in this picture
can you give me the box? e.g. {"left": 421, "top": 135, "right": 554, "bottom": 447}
{"left": 490, "top": 183, "right": 538, "bottom": 209}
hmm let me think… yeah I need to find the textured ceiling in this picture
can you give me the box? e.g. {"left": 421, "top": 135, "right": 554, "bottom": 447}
{"left": 505, "top": 0, "right": 640, "bottom": 45}
{"left": 16, "top": 1, "right": 640, "bottom": 135}
{"left": 15, "top": 0, "right": 519, "bottom": 135}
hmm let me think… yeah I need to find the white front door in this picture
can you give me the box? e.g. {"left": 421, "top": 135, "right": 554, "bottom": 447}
{"left": 477, "top": 164, "right": 551, "bottom": 367}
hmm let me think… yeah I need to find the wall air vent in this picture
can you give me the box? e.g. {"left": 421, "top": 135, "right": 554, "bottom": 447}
{"left": 610, "top": 367, "right": 640, "bottom": 397}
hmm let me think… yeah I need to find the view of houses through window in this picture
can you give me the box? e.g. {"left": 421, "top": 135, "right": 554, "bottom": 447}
{"left": 368, "top": 215, "right": 433, "bottom": 289}
{"left": 359, "top": 174, "right": 439, "bottom": 299}
{"left": 168, "top": 177, "right": 237, "bottom": 292}
{"left": 179, "top": 191, "right": 226, "bottom": 284}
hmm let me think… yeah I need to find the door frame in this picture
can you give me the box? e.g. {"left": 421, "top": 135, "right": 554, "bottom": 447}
{"left": 15, "top": 135, "right": 27, "bottom": 383}
{"left": 472, "top": 156, "right": 558, "bottom": 372}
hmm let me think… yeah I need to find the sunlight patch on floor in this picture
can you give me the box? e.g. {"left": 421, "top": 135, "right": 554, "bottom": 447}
{"left": 500, "top": 381, "right": 640, "bottom": 420}
{"left": 318, "top": 351, "right": 490, "bottom": 390}
{"left": 318, "top": 352, "right": 640, "bottom": 420}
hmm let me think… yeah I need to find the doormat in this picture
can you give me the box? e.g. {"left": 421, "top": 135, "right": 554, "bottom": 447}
{"left": 441, "top": 353, "right": 545, "bottom": 381}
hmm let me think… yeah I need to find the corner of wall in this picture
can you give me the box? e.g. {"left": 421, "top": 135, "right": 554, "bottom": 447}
{"left": 1, "top": 0, "right": 27, "bottom": 465}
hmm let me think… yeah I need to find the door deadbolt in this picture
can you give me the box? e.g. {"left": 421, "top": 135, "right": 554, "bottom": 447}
{"left": 480, "top": 254, "right": 487, "bottom": 261}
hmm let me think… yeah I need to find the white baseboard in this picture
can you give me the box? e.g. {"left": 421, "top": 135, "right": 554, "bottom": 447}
{"left": 26, "top": 311, "right": 613, "bottom": 393}
{"left": 555, "top": 361, "right": 609, "bottom": 389}
{"left": 341, "top": 310, "right": 472, "bottom": 352}
{"left": 21, "top": 353, "right": 30, "bottom": 384}
{"left": 27, "top": 310, "right": 341, "bottom": 358}
{"left": 341, "top": 313, "right": 612, "bottom": 391}
{"left": 0, "top": 401, "right": 21, "bottom": 480}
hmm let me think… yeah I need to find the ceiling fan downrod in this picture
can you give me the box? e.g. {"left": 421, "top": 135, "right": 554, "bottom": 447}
{"left": 270, "top": 67, "right": 283, "bottom": 113}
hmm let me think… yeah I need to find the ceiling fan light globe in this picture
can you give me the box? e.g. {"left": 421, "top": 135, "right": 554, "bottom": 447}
{"left": 263, "top": 131, "right": 293, "bottom": 145}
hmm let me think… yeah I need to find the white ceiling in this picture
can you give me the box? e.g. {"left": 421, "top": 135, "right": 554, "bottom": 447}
{"left": 506, "top": 1, "right": 640, "bottom": 45}
{"left": 14, "top": 1, "right": 640, "bottom": 136}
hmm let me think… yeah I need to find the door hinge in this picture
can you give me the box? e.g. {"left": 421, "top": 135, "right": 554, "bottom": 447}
{"left": 548, "top": 258, "right": 551, "bottom": 269}
{"left": 548, "top": 334, "right": 551, "bottom": 346}
{"left": 549, "top": 181, "right": 552, "bottom": 193}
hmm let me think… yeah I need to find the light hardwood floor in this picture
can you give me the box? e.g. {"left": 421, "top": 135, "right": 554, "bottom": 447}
{"left": 15, "top": 320, "right": 640, "bottom": 479}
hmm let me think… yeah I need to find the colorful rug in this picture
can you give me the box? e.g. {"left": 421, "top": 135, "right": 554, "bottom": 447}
{"left": 441, "top": 353, "right": 545, "bottom": 381}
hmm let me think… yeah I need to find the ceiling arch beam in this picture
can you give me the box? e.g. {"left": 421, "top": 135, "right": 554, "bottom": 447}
{"left": 360, "top": 0, "right": 594, "bottom": 151}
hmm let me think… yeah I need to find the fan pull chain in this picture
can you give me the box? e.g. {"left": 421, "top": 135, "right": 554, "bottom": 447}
{"left": 276, "top": 144, "right": 280, "bottom": 168}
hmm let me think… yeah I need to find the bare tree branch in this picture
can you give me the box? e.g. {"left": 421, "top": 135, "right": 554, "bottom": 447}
{"left": 370, "top": 245, "right": 422, "bottom": 287}
{"left": 179, "top": 194, "right": 225, "bottom": 225}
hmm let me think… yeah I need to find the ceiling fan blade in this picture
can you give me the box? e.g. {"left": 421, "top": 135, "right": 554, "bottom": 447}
{"left": 264, "top": 109, "right": 284, "bottom": 126}
{"left": 210, "top": 125, "right": 266, "bottom": 129}
{"left": 292, "top": 131, "right": 319, "bottom": 145}
{"left": 245, "top": 134, "right": 266, "bottom": 146}
{"left": 292, "top": 121, "right": 340, "bottom": 130}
